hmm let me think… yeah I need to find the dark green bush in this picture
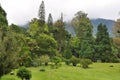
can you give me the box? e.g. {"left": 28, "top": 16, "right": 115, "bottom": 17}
{"left": 70, "top": 56, "right": 79, "bottom": 66}
{"left": 51, "top": 56, "right": 62, "bottom": 69}
{"left": 109, "top": 65, "right": 114, "bottom": 67}
{"left": 17, "top": 67, "right": 32, "bottom": 80}
{"left": 80, "top": 59, "right": 92, "bottom": 68}
{"left": 65, "top": 59, "right": 71, "bottom": 65}
{"left": 52, "top": 56, "right": 62, "bottom": 65}
{"left": 40, "top": 68, "right": 46, "bottom": 72}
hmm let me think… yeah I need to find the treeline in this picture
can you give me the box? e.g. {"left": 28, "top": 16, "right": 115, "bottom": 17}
{"left": 0, "top": 1, "right": 120, "bottom": 78}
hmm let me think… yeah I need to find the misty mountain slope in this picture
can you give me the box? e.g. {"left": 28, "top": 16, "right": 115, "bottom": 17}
{"left": 91, "top": 18, "right": 115, "bottom": 37}
{"left": 65, "top": 18, "right": 115, "bottom": 37}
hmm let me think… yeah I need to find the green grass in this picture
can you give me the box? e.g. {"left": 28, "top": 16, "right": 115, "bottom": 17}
{"left": 1, "top": 63, "right": 120, "bottom": 80}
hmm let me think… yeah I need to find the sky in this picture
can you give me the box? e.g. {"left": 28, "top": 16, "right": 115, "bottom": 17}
{"left": 0, "top": 0, "right": 120, "bottom": 25}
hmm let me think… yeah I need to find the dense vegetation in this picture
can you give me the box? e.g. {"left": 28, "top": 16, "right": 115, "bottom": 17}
{"left": 0, "top": 1, "right": 120, "bottom": 80}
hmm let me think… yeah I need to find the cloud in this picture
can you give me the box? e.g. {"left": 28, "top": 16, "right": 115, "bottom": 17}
{"left": 0, "top": 0, "right": 120, "bottom": 25}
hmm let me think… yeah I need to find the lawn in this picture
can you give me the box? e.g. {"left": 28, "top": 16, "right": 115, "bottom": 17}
{"left": 1, "top": 63, "right": 120, "bottom": 80}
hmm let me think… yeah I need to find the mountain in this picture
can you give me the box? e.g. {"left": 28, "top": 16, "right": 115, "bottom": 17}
{"left": 65, "top": 18, "right": 115, "bottom": 37}
{"left": 91, "top": 18, "right": 115, "bottom": 37}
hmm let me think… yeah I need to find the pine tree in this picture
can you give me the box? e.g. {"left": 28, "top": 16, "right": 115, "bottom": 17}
{"left": 47, "top": 13, "right": 53, "bottom": 27}
{"left": 38, "top": 1, "right": 45, "bottom": 23}
{"left": 96, "top": 23, "right": 113, "bottom": 62}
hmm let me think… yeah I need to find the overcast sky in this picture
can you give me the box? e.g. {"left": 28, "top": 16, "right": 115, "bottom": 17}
{"left": 0, "top": 0, "right": 120, "bottom": 25}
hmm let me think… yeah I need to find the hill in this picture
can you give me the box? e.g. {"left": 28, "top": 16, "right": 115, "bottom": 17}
{"left": 91, "top": 18, "right": 115, "bottom": 37}
{"left": 65, "top": 18, "right": 115, "bottom": 37}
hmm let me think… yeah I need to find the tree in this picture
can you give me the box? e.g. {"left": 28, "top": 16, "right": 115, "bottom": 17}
{"left": 38, "top": 1, "right": 45, "bottom": 23}
{"left": 53, "top": 14, "right": 71, "bottom": 53}
{"left": 70, "top": 37, "right": 80, "bottom": 57}
{"left": 70, "top": 56, "right": 80, "bottom": 66}
{"left": 113, "top": 18, "right": 120, "bottom": 58}
{"left": 71, "top": 11, "right": 92, "bottom": 39}
{"left": 0, "top": 5, "right": 8, "bottom": 26}
{"left": 113, "top": 19, "right": 120, "bottom": 37}
{"left": 96, "top": 23, "right": 114, "bottom": 62}
{"left": 9, "top": 24, "right": 27, "bottom": 34}
{"left": 52, "top": 56, "right": 62, "bottom": 66}
{"left": 36, "top": 33, "right": 57, "bottom": 57}
{"left": 71, "top": 11, "right": 94, "bottom": 60}
{"left": 17, "top": 67, "right": 32, "bottom": 80}
{"left": 0, "top": 30, "right": 19, "bottom": 78}
{"left": 0, "top": 5, "right": 19, "bottom": 78}
{"left": 63, "top": 48, "right": 72, "bottom": 59}
{"left": 47, "top": 13, "right": 53, "bottom": 27}
{"left": 39, "top": 55, "right": 50, "bottom": 66}
{"left": 28, "top": 18, "right": 49, "bottom": 37}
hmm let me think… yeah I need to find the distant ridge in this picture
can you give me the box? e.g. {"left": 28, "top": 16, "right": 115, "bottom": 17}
{"left": 65, "top": 18, "right": 115, "bottom": 37}
{"left": 91, "top": 18, "right": 115, "bottom": 37}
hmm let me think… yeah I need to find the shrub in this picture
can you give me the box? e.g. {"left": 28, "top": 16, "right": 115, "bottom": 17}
{"left": 63, "top": 49, "right": 72, "bottom": 59}
{"left": 52, "top": 56, "right": 62, "bottom": 65}
{"left": 51, "top": 56, "right": 62, "bottom": 69}
{"left": 39, "top": 55, "right": 50, "bottom": 66}
{"left": 109, "top": 65, "right": 114, "bottom": 67}
{"left": 70, "top": 56, "right": 79, "bottom": 66}
{"left": 40, "top": 68, "right": 46, "bottom": 72}
{"left": 65, "top": 59, "right": 71, "bottom": 65}
{"left": 17, "top": 67, "right": 32, "bottom": 80}
{"left": 80, "top": 59, "right": 92, "bottom": 68}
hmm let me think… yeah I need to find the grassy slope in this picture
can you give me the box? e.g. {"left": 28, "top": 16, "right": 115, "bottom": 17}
{"left": 1, "top": 63, "right": 120, "bottom": 80}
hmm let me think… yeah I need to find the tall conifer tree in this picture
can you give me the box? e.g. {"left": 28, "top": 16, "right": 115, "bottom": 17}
{"left": 38, "top": 1, "right": 45, "bottom": 23}
{"left": 47, "top": 13, "right": 53, "bottom": 27}
{"left": 96, "top": 23, "right": 113, "bottom": 62}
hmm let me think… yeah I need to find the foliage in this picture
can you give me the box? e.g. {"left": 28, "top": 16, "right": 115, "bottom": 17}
{"left": 38, "top": 1, "right": 45, "bottom": 24}
{"left": 40, "top": 68, "right": 46, "bottom": 72}
{"left": 36, "top": 33, "right": 57, "bottom": 57}
{"left": 70, "top": 37, "right": 80, "bottom": 57}
{"left": 71, "top": 11, "right": 93, "bottom": 39}
{"left": 51, "top": 56, "right": 62, "bottom": 69}
{"left": 96, "top": 23, "right": 116, "bottom": 62}
{"left": 47, "top": 13, "right": 53, "bottom": 27}
{"left": 52, "top": 56, "right": 62, "bottom": 65}
{"left": 19, "top": 55, "right": 33, "bottom": 67}
{"left": 113, "top": 19, "right": 120, "bottom": 37}
{"left": 53, "top": 17, "right": 71, "bottom": 53}
{"left": 80, "top": 40, "right": 95, "bottom": 60}
{"left": 28, "top": 18, "right": 46, "bottom": 37}
{"left": 0, "top": 5, "right": 8, "bottom": 26}
{"left": 9, "top": 24, "right": 27, "bottom": 34}
{"left": 63, "top": 48, "right": 72, "bottom": 59}
{"left": 39, "top": 55, "right": 50, "bottom": 66}
{"left": 70, "top": 56, "right": 80, "bottom": 66}
{"left": 80, "top": 59, "right": 92, "bottom": 68}
{"left": 71, "top": 11, "right": 94, "bottom": 60}
{"left": 64, "top": 59, "right": 71, "bottom": 65}
{"left": 17, "top": 67, "right": 32, "bottom": 80}
{"left": 0, "top": 6, "right": 19, "bottom": 78}
{"left": 0, "top": 30, "right": 19, "bottom": 78}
